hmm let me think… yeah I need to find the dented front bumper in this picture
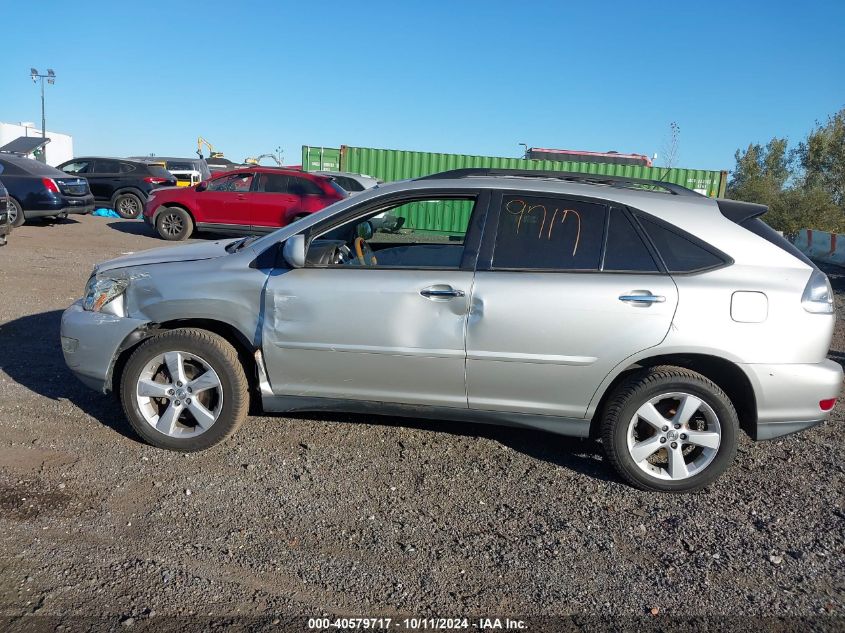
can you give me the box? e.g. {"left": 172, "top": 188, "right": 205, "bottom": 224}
{"left": 60, "top": 300, "right": 150, "bottom": 393}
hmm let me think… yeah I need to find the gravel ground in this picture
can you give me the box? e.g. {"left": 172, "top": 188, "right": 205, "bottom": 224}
{"left": 0, "top": 216, "right": 843, "bottom": 631}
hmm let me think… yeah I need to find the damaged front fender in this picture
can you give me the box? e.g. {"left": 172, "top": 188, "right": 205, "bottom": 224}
{"left": 60, "top": 301, "right": 153, "bottom": 393}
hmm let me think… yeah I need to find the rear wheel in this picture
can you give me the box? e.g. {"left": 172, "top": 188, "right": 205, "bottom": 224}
{"left": 8, "top": 198, "right": 24, "bottom": 227}
{"left": 114, "top": 192, "right": 143, "bottom": 219}
{"left": 120, "top": 328, "right": 249, "bottom": 452}
{"left": 600, "top": 366, "right": 738, "bottom": 492}
{"left": 156, "top": 206, "right": 193, "bottom": 240}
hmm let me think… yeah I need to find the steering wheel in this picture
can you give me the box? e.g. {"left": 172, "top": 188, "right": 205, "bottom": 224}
{"left": 354, "top": 237, "right": 378, "bottom": 266}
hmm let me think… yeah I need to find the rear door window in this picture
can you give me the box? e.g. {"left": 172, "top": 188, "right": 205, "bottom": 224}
{"left": 289, "top": 177, "right": 323, "bottom": 196}
{"left": 602, "top": 208, "right": 659, "bottom": 272}
{"left": 93, "top": 159, "right": 120, "bottom": 174}
{"left": 492, "top": 194, "right": 606, "bottom": 271}
{"left": 257, "top": 173, "right": 291, "bottom": 193}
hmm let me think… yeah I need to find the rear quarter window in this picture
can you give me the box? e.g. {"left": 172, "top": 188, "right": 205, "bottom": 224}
{"left": 147, "top": 166, "right": 174, "bottom": 179}
{"left": 636, "top": 215, "right": 727, "bottom": 273}
{"left": 333, "top": 176, "right": 364, "bottom": 192}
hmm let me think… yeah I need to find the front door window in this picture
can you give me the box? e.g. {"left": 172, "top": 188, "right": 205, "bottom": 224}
{"left": 306, "top": 197, "right": 476, "bottom": 269}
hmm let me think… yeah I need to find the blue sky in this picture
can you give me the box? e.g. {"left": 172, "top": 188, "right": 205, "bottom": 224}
{"left": 2, "top": 0, "right": 842, "bottom": 171}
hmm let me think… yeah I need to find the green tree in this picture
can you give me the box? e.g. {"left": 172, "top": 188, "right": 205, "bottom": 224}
{"left": 727, "top": 108, "right": 845, "bottom": 235}
{"left": 795, "top": 108, "right": 845, "bottom": 207}
{"left": 726, "top": 138, "right": 789, "bottom": 207}
{"left": 766, "top": 186, "right": 842, "bottom": 236}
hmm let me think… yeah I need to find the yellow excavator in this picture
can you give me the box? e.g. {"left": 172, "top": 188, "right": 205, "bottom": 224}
{"left": 244, "top": 153, "right": 282, "bottom": 166}
{"left": 196, "top": 136, "right": 225, "bottom": 160}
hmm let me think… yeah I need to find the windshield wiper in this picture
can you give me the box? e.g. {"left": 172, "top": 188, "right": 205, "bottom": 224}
{"left": 229, "top": 235, "right": 260, "bottom": 253}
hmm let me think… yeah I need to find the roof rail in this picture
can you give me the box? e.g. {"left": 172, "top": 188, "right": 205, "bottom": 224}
{"left": 416, "top": 168, "right": 702, "bottom": 197}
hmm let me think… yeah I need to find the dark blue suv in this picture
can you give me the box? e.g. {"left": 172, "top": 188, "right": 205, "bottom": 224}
{"left": 0, "top": 155, "right": 94, "bottom": 226}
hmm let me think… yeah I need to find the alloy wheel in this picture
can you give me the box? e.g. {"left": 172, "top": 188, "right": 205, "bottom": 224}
{"left": 160, "top": 213, "right": 184, "bottom": 237}
{"left": 118, "top": 197, "right": 140, "bottom": 215}
{"left": 626, "top": 391, "right": 722, "bottom": 481}
{"left": 135, "top": 350, "right": 223, "bottom": 438}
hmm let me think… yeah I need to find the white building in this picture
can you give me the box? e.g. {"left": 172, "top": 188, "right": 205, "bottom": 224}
{"left": 0, "top": 121, "right": 74, "bottom": 166}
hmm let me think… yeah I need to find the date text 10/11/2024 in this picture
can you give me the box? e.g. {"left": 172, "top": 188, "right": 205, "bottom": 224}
{"left": 307, "top": 617, "right": 527, "bottom": 630}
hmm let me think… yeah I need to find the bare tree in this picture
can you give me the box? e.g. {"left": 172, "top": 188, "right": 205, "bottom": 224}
{"left": 661, "top": 121, "right": 681, "bottom": 169}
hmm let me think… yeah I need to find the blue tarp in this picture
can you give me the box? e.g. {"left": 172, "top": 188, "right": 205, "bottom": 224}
{"left": 92, "top": 208, "right": 121, "bottom": 218}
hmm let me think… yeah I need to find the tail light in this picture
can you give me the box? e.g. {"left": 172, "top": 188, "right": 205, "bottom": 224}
{"left": 42, "top": 178, "right": 60, "bottom": 193}
{"left": 801, "top": 269, "right": 834, "bottom": 314}
{"left": 144, "top": 176, "right": 170, "bottom": 184}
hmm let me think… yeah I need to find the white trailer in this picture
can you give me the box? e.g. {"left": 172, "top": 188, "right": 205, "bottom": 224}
{"left": 0, "top": 122, "right": 74, "bottom": 166}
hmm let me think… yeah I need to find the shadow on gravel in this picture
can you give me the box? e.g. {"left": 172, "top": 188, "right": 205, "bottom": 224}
{"left": 285, "top": 412, "right": 613, "bottom": 482}
{"left": 104, "top": 220, "right": 156, "bottom": 237}
{"left": 0, "top": 310, "right": 141, "bottom": 444}
{"left": 25, "top": 216, "right": 81, "bottom": 227}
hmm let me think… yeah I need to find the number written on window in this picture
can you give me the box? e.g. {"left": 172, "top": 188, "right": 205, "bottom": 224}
{"left": 493, "top": 195, "right": 606, "bottom": 271}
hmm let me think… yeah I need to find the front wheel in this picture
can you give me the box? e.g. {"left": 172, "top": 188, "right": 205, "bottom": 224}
{"left": 155, "top": 207, "right": 193, "bottom": 240}
{"left": 120, "top": 328, "right": 249, "bottom": 451}
{"left": 600, "top": 366, "right": 738, "bottom": 493}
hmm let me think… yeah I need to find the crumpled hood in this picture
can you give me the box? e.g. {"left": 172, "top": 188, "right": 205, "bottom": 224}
{"left": 94, "top": 239, "right": 238, "bottom": 274}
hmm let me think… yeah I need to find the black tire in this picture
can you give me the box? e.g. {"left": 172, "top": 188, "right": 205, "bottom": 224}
{"left": 113, "top": 192, "right": 144, "bottom": 219}
{"left": 155, "top": 206, "right": 193, "bottom": 241}
{"left": 600, "top": 366, "right": 739, "bottom": 493}
{"left": 8, "top": 198, "right": 25, "bottom": 227}
{"left": 120, "top": 328, "right": 249, "bottom": 452}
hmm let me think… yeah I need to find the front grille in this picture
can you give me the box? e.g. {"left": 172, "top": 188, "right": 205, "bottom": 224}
{"left": 55, "top": 178, "right": 90, "bottom": 196}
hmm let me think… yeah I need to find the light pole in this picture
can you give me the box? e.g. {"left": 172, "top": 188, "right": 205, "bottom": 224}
{"left": 30, "top": 68, "right": 56, "bottom": 162}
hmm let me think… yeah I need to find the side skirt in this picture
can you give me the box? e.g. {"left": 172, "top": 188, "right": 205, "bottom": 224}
{"left": 261, "top": 395, "right": 591, "bottom": 438}
{"left": 195, "top": 222, "right": 277, "bottom": 235}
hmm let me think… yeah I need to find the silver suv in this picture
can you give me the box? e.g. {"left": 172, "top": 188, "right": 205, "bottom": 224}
{"left": 60, "top": 169, "right": 842, "bottom": 492}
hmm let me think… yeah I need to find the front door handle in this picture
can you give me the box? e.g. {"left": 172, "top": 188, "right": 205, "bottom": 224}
{"left": 619, "top": 292, "right": 666, "bottom": 305}
{"left": 420, "top": 285, "right": 465, "bottom": 300}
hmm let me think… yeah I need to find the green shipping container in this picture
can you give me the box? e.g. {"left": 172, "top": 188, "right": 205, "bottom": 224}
{"left": 302, "top": 145, "right": 728, "bottom": 233}
{"left": 301, "top": 146, "right": 341, "bottom": 172}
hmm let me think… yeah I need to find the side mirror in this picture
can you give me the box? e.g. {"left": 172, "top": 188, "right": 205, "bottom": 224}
{"left": 196, "top": 181, "right": 208, "bottom": 192}
{"left": 283, "top": 234, "right": 306, "bottom": 268}
{"left": 356, "top": 220, "right": 374, "bottom": 240}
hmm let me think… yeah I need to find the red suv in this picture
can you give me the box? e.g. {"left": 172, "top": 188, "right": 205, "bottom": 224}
{"left": 142, "top": 168, "right": 346, "bottom": 240}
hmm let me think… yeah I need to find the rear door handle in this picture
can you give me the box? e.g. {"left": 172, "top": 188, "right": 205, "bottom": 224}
{"left": 619, "top": 292, "right": 666, "bottom": 305}
{"left": 420, "top": 285, "right": 465, "bottom": 300}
